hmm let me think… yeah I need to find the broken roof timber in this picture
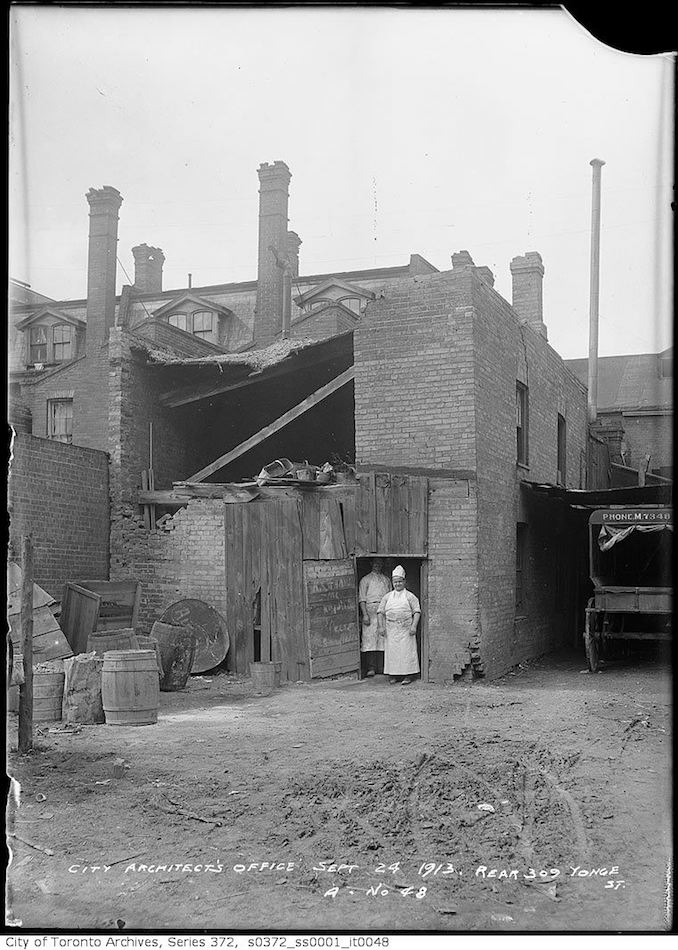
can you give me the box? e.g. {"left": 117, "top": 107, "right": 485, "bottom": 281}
{"left": 157, "top": 330, "right": 354, "bottom": 408}
{"left": 186, "top": 366, "right": 356, "bottom": 483}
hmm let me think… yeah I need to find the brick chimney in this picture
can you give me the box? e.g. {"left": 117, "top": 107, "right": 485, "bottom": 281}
{"left": 451, "top": 250, "right": 475, "bottom": 269}
{"left": 255, "top": 161, "right": 291, "bottom": 346}
{"left": 510, "top": 252, "right": 547, "bottom": 339}
{"left": 132, "top": 243, "right": 165, "bottom": 293}
{"left": 286, "top": 231, "right": 302, "bottom": 278}
{"left": 85, "top": 186, "right": 123, "bottom": 347}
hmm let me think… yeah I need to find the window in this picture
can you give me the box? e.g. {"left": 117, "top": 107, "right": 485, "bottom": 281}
{"left": 339, "top": 296, "right": 361, "bottom": 314}
{"left": 557, "top": 414, "right": 567, "bottom": 486}
{"left": 28, "top": 323, "right": 74, "bottom": 366}
{"left": 48, "top": 399, "right": 73, "bottom": 444}
{"left": 165, "top": 310, "right": 214, "bottom": 340}
{"left": 52, "top": 325, "right": 72, "bottom": 363}
{"left": 516, "top": 524, "right": 526, "bottom": 613}
{"left": 168, "top": 313, "right": 188, "bottom": 332}
{"left": 516, "top": 382, "right": 529, "bottom": 465}
{"left": 192, "top": 311, "right": 213, "bottom": 339}
{"left": 29, "top": 326, "right": 48, "bottom": 364}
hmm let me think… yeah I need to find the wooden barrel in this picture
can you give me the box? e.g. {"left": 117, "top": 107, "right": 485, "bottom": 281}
{"left": 151, "top": 622, "right": 196, "bottom": 692}
{"left": 101, "top": 650, "right": 159, "bottom": 726}
{"left": 34, "top": 672, "right": 65, "bottom": 721}
{"left": 87, "top": 629, "right": 139, "bottom": 656}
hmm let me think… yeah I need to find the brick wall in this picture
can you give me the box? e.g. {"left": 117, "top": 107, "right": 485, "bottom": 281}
{"left": 426, "top": 478, "right": 480, "bottom": 681}
{"left": 355, "top": 271, "right": 477, "bottom": 471}
{"left": 8, "top": 433, "right": 109, "bottom": 600}
{"left": 619, "top": 412, "right": 673, "bottom": 473}
{"left": 472, "top": 275, "right": 588, "bottom": 676}
{"left": 19, "top": 343, "right": 114, "bottom": 454}
{"left": 110, "top": 499, "right": 227, "bottom": 637}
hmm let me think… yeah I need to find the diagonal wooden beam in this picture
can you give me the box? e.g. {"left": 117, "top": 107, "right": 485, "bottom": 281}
{"left": 186, "top": 366, "right": 355, "bottom": 483}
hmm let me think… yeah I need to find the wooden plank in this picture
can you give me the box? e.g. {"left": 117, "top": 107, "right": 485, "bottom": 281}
{"left": 7, "top": 563, "right": 55, "bottom": 612}
{"left": 375, "top": 472, "right": 391, "bottom": 554}
{"left": 319, "top": 497, "right": 348, "bottom": 559}
{"left": 260, "top": 505, "right": 274, "bottom": 664}
{"left": 420, "top": 560, "right": 429, "bottom": 683}
{"left": 61, "top": 583, "right": 100, "bottom": 655}
{"left": 335, "top": 490, "right": 356, "bottom": 556}
{"left": 304, "top": 559, "right": 360, "bottom": 679}
{"left": 301, "top": 492, "right": 321, "bottom": 560}
{"left": 131, "top": 582, "right": 141, "bottom": 629}
{"left": 408, "top": 476, "right": 429, "bottom": 556}
{"left": 354, "top": 476, "right": 371, "bottom": 555}
{"left": 8, "top": 607, "right": 72, "bottom": 662}
{"left": 187, "top": 366, "right": 356, "bottom": 483}
{"left": 225, "top": 504, "right": 245, "bottom": 674}
{"left": 394, "top": 475, "right": 411, "bottom": 553}
{"left": 18, "top": 537, "right": 34, "bottom": 753}
{"left": 285, "top": 498, "right": 307, "bottom": 682}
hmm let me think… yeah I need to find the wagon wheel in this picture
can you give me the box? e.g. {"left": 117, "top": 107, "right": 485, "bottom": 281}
{"left": 586, "top": 630, "right": 600, "bottom": 673}
{"left": 584, "top": 605, "right": 601, "bottom": 673}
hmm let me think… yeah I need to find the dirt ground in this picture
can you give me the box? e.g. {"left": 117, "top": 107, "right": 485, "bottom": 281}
{"left": 5, "top": 646, "right": 673, "bottom": 934}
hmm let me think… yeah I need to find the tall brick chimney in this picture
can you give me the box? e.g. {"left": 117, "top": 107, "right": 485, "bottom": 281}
{"left": 255, "top": 161, "right": 291, "bottom": 346}
{"left": 132, "top": 243, "right": 165, "bottom": 293}
{"left": 286, "top": 231, "right": 302, "bottom": 278}
{"left": 510, "top": 251, "right": 547, "bottom": 340}
{"left": 86, "top": 186, "right": 123, "bottom": 347}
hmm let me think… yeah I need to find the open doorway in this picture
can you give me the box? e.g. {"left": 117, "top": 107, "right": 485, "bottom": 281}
{"left": 355, "top": 556, "right": 426, "bottom": 681}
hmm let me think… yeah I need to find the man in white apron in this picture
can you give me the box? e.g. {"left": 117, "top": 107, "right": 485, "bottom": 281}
{"left": 358, "top": 558, "right": 391, "bottom": 677}
{"left": 377, "top": 565, "right": 421, "bottom": 685}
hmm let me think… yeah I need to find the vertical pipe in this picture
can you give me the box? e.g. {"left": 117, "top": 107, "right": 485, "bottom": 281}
{"left": 587, "top": 159, "right": 605, "bottom": 424}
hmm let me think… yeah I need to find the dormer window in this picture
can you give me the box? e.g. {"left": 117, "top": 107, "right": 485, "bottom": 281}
{"left": 29, "top": 326, "right": 48, "bottom": 364}
{"left": 52, "top": 325, "right": 72, "bottom": 362}
{"left": 168, "top": 313, "right": 188, "bottom": 332}
{"left": 192, "top": 311, "right": 213, "bottom": 340}
{"left": 28, "top": 323, "right": 73, "bottom": 366}
{"left": 339, "top": 296, "right": 362, "bottom": 314}
{"left": 165, "top": 309, "right": 215, "bottom": 342}
{"left": 18, "top": 308, "right": 84, "bottom": 369}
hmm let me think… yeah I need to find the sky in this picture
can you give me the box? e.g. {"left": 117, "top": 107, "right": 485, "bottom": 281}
{"left": 9, "top": 6, "right": 674, "bottom": 359}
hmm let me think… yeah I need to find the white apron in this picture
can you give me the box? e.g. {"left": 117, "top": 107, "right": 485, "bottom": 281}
{"left": 359, "top": 572, "right": 391, "bottom": 652}
{"left": 379, "top": 590, "right": 420, "bottom": 676}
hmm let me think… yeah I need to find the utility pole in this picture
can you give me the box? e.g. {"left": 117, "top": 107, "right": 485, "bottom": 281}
{"left": 587, "top": 158, "right": 605, "bottom": 424}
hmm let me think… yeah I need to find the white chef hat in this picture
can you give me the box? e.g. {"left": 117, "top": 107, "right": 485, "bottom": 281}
{"left": 392, "top": 565, "right": 406, "bottom": 578}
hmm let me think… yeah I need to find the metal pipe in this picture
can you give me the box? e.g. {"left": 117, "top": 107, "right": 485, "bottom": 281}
{"left": 282, "top": 264, "right": 291, "bottom": 338}
{"left": 587, "top": 158, "right": 605, "bottom": 424}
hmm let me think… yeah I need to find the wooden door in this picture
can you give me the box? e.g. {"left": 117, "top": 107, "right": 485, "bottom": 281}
{"left": 304, "top": 559, "right": 360, "bottom": 678}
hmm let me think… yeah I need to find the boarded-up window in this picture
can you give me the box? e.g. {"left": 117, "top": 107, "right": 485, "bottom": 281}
{"left": 48, "top": 398, "right": 73, "bottom": 444}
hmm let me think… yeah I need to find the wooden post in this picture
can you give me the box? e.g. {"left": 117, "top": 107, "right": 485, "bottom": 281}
{"left": 18, "top": 536, "right": 34, "bottom": 753}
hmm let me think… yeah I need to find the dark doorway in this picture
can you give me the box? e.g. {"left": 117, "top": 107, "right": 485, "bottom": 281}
{"left": 356, "top": 556, "right": 426, "bottom": 680}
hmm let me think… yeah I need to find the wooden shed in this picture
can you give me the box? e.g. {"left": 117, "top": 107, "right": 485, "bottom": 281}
{"left": 225, "top": 473, "right": 428, "bottom": 682}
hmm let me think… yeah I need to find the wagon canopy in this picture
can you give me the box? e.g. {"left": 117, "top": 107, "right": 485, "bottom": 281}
{"left": 597, "top": 522, "right": 673, "bottom": 551}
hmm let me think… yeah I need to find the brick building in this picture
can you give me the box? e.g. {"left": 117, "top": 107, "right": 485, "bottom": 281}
{"left": 10, "top": 161, "right": 595, "bottom": 679}
{"left": 566, "top": 350, "right": 673, "bottom": 482}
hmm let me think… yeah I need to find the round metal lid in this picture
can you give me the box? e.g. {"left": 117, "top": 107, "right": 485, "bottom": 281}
{"left": 159, "top": 599, "right": 229, "bottom": 673}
